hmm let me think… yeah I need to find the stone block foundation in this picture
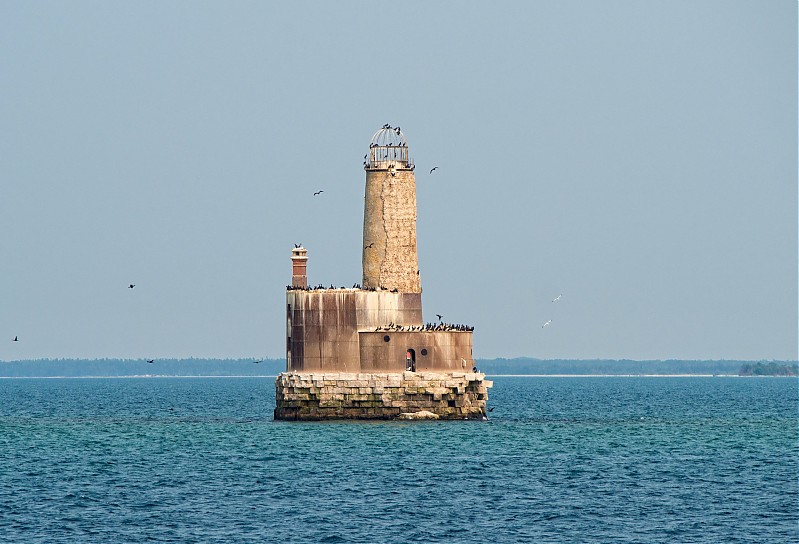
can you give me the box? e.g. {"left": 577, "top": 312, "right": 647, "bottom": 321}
{"left": 274, "top": 371, "right": 492, "bottom": 420}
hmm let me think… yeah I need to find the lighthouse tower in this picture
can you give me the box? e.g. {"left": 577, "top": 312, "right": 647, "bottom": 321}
{"left": 362, "top": 126, "right": 421, "bottom": 293}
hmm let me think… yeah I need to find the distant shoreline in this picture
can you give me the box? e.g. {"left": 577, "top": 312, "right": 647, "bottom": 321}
{"left": 2, "top": 374, "right": 795, "bottom": 379}
{"left": 1, "top": 358, "right": 796, "bottom": 378}
{"left": 0, "top": 375, "right": 280, "bottom": 379}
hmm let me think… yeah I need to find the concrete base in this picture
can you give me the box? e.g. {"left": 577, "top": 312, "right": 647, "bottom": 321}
{"left": 274, "top": 371, "right": 492, "bottom": 421}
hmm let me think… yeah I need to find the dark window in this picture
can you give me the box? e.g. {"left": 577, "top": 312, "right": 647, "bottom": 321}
{"left": 287, "top": 336, "right": 291, "bottom": 351}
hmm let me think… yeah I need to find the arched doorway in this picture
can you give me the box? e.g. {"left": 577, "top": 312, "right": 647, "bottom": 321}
{"left": 406, "top": 348, "right": 416, "bottom": 372}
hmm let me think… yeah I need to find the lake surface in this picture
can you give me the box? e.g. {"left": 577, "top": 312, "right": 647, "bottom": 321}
{"left": 0, "top": 376, "right": 796, "bottom": 543}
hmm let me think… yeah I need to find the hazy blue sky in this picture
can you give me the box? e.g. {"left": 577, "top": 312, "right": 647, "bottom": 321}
{"left": 1, "top": 1, "right": 796, "bottom": 361}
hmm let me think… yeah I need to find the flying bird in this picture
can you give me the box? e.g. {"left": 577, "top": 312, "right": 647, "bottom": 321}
{"left": 364, "top": 242, "right": 375, "bottom": 249}
{"left": 313, "top": 190, "right": 324, "bottom": 196}
{"left": 13, "top": 336, "right": 18, "bottom": 342}
{"left": 146, "top": 359, "right": 154, "bottom": 364}
{"left": 542, "top": 320, "right": 552, "bottom": 328}
{"left": 252, "top": 360, "right": 262, "bottom": 364}
{"left": 552, "top": 294, "right": 562, "bottom": 302}
{"left": 429, "top": 166, "right": 439, "bottom": 174}
{"left": 128, "top": 284, "right": 135, "bottom": 289}
{"left": 436, "top": 314, "right": 443, "bottom": 321}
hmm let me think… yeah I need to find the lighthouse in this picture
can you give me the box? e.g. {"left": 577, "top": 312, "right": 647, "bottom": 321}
{"left": 276, "top": 126, "right": 491, "bottom": 420}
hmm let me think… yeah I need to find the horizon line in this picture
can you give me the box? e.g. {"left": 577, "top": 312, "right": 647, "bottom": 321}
{"left": 1, "top": 357, "right": 797, "bottom": 364}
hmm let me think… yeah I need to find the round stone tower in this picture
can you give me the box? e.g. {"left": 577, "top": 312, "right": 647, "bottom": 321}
{"left": 362, "top": 125, "right": 421, "bottom": 293}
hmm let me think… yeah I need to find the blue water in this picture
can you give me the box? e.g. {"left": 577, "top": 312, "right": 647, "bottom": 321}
{"left": 0, "top": 377, "right": 796, "bottom": 543}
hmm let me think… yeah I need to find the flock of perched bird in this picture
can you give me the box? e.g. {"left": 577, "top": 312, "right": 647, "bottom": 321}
{"left": 368, "top": 141, "right": 407, "bottom": 148}
{"left": 286, "top": 283, "right": 406, "bottom": 293}
{"left": 381, "top": 123, "right": 403, "bottom": 135}
{"left": 284, "top": 285, "right": 467, "bottom": 331}
{"left": 375, "top": 322, "right": 474, "bottom": 333}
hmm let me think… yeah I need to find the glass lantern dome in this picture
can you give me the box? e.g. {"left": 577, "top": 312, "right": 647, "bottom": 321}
{"left": 365, "top": 125, "right": 414, "bottom": 171}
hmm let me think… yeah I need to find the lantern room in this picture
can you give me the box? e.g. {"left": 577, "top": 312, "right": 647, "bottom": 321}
{"left": 365, "top": 125, "right": 414, "bottom": 171}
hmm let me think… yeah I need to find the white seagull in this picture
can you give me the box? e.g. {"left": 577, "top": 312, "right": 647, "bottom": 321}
{"left": 552, "top": 294, "right": 562, "bottom": 302}
{"left": 542, "top": 320, "right": 552, "bottom": 328}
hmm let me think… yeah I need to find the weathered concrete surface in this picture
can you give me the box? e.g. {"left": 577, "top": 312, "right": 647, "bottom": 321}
{"left": 362, "top": 169, "right": 421, "bottom": 293}
{"left": 286, "top": 289, "right": 424, "bottom": 372}
{"left": 274, "top": 371, "right": 492, "bottom": 421}
{"left": 359, "top": 330, "right": 474, "bottom": 373}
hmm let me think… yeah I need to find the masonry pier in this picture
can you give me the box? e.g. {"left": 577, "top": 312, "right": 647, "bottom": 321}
{"left": 275, "top": 372, "right": 491, "bottom": 420}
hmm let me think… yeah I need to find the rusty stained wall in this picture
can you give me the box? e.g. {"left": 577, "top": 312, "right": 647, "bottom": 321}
{"left": 286, "top": 289, "right": 423, "bottom": 372}
{"left": 358, "top": 330, "right": 474, "bottom": 373}
{"left": 362, "top": 169, "right": 421, "bottom": 293}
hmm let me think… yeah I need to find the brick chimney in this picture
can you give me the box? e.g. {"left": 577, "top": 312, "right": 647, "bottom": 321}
{"left": 291, "top": 246, "right": 308, "bottom": 288}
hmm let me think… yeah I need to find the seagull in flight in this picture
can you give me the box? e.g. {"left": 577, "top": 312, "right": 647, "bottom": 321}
{"left": 552, "top": 294, "right": 562, "bottom": 302}
{"left": 252, "top": 360, "right": 262, "bottom": 364}
{"left": 542, "top": 320, "right": 552, "bottom": 328}
{"left": 429, "top": 166, "right": 439, "bottom": 174}
{"left": 364, "top": 242, "right": 375, "bottom": 249}
{"left": 128, "top": 284, "right": 135, "bottom": 289}
{"left": 13, "top": 336, "right": 18, "bottom": 342}
{"left": 146, "top": 359, "right": 154, "bottom": 364}
{"left": 436, "top": 314, "right": 443, "bottom": 321}
{"left": 313, "top": 190, "right": 324, "bottom": 196}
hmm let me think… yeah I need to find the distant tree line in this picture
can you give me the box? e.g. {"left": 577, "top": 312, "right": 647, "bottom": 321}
{"left": 0, "top": 358, "right": 285, "bottom": 378}
{"left": 474, "top": 358, "right": 799, "bottom": 376}
{"left": 1, "top": 358, "right": 797, "bottom": 378}
{"left": 738, "top": 362, "right": 798, "bottom": 377}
